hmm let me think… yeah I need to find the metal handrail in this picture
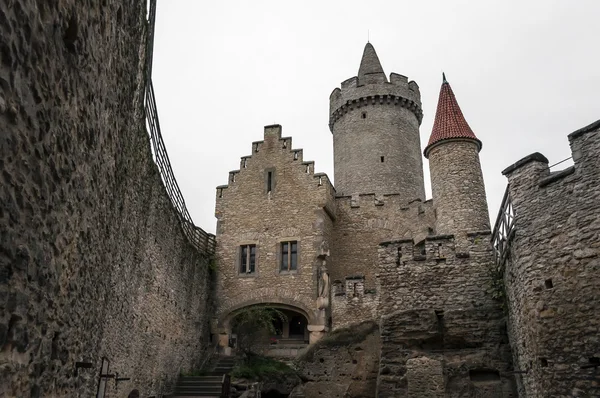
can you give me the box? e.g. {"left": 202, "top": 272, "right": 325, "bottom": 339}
{"left": 144, "top": 0, "right": 215, "bottom": 256}
{"left": 491, "top": 186, "right": 515, "bottom": 270}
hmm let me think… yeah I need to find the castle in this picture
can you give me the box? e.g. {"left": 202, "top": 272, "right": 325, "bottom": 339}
{"left": 213, "top": 43, "right": 600, "bottom": 396}
{"left": 2, "top": 2, "right": 599, "bottom": 396}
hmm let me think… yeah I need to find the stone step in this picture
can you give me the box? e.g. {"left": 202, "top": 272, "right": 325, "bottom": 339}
{"left": 174, "top": 388, "right": 222, "bottom": 394}
{"left": 178, "top": 380, "right": 223, "bottom": 386}
{"left": 179, "top": 376, "right": 222, "bottom": 381}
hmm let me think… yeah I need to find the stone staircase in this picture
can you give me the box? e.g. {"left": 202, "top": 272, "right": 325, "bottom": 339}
{"left": 168, "top": 356, "right": 235, "bottom": 397}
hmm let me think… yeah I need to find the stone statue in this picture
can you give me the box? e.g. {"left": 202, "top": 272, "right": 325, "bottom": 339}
{"left": 316, "top": 265, "right": 330, "bottom": 311}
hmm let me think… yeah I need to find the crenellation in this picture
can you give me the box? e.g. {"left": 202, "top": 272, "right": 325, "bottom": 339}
{"left": 389, "top": 72, "right": 408, "bottom": 86}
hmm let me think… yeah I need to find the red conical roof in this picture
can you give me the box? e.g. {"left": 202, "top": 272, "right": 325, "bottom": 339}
{"left": 424, "top": 74, "right": 481, "bottom": 158}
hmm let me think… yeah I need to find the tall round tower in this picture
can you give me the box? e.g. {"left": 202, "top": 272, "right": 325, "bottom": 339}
{"left": 424, "top": 74, "right": 490, "bottom": 236}
{"left": 329, "top": 43, "right": 426, "bottom": 200}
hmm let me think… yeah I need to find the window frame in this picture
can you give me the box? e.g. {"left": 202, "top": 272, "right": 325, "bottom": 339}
{"left": 238, "top": 243, "right": 257, "bottom": 276}
{"left": 279, "top": 240, "right": 299, "bottom": 273}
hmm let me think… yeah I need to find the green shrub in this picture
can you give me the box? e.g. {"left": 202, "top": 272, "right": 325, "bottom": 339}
{"left": 231, "top": 355, "right": 295, "bottom": 381}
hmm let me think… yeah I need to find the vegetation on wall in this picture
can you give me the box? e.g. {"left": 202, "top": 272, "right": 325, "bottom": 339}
{"left": 231, "top": 306, "right": 288, "bottom": 354}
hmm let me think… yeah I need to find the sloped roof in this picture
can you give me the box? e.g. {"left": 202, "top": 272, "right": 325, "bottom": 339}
{"left": 424, "top": 74, "right": 481, "bottom": 157}
{"left": 358, "top": 43, "right": 388, "bottom": 85}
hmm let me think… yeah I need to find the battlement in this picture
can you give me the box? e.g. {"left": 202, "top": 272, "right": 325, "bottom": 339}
{"left": 501, "top": 119, "right": 600, "bottom": 189}
{"left": 379, "top": 230, "right": 492, "bottom": 265}
{"left": 329, "top": 75, "right": 423, "bottom": 131}
{"left": 335, "top": 193, "right": 431, "bottom": 211}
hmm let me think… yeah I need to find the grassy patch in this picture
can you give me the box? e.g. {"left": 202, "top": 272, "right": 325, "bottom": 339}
{"left": 180, "top": 369, "right": 210, "bottom": 377}
{"left": 231, "top": 355, "right": 296, "bottom": 381}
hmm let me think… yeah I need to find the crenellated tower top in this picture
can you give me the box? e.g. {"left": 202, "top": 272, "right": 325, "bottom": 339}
{"left": 328, "top": 43, "right": 426, "bottom": 200}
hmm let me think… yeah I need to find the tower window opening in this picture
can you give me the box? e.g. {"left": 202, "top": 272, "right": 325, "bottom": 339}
{"left": 240, "top": 244, "right": 256, "bottom": 274}
{"left": 540, "top": 358, "right": 548, "bottom": 367}
{"left": 293, "top": 151, "right": 299, "bottom": 160}
{"left": 267, "top": 171, "right": 273, "bottom": 193}
{"left": 361, "top": 112, "right": 367, "bottom": 119}
{"left": 544, "top": 279, "right": 553, "bottom": 289}
{"left": 380, "top": 156, "right": 384, "bottom": 162}
{"left": 242, "top": 158, "right": 247, "bottom": 168}
{"left": 306, "top": 164, "right": 310, "bottom": 174}
{"left": 218, "top": 188, "right": 223, "bottom": 198}
{"left": 280, "top": 241, "right": 298, "bottom": 271}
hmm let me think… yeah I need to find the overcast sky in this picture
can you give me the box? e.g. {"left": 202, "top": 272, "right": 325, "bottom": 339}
{"left": 151, "top": 0, "right": 599, "bottom": 234}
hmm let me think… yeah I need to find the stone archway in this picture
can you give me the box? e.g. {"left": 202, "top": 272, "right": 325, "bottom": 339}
{"left": 217, "top": 299, "right": 323, "bottom": 355}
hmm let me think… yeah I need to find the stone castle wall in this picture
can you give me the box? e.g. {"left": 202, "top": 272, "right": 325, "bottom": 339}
{"left": 501, "top": 120, "right": 600, "bottom": 397}
{"left": 376, "top": 234, "right": 515, "bottom": 397}
{"left": 214, "top": 125, "right": 335, "bottom": 328}
{"left": 0, "top": 2, "right": 213, "bottom": 397}
{"left": 330, "top": 196, "right": 435, "bottom": 329}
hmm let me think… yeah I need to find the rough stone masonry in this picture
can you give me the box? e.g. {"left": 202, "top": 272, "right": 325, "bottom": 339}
{"left": 0, "top": 2, "right": 213, "bottom": 397}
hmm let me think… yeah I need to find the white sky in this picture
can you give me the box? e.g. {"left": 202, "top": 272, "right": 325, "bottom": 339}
{"left": 152, "top": 0, "right": 600, "bottom": 234}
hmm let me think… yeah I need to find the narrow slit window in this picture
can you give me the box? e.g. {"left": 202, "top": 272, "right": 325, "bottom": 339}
{"left": 361, "top": 112, "right": 367, "bottom": 119}
{"left": 280, "top": 241, "right": 298, "bottom": 271}
{"left": 267, "top": 171, "right": 273, "bottom": 192}
{"left": 380, "top": 156, "right": 385, "bottom": 162}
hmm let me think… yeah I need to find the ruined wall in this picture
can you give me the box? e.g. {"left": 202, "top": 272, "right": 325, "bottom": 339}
{"left": 501, "top": 120, "right": 600, "bottom": 397}
{"left": 378, "top": 309, "right": 516, "bottom": 398}
{"left": 292, "top": 321, "right": 380, "bottom": 398}
{"left": 376, "top": 235, "right": 515, "bottom": 397}
{"left": 214, "top": 125, "right": 335, "bottom": 328}
{"left": 330, "top": 196, "right": 435, "bottom": 329}
{"left": 0, "top": 2, "right": 213, "bottom": 397}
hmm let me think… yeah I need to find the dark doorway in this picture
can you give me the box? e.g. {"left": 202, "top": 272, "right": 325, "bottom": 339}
{"left": 289, "top": 314, "right": 307, "bottom": 338}
{"left": 127, "top": 390, "right": 140, "bottom": 398}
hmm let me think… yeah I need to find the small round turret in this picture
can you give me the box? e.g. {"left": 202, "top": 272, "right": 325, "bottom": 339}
{"left": 329, "top": 43, "right": 426, "bottom": 200}
{"left": 424, "top": 74, "right": 490, "bottom": 236}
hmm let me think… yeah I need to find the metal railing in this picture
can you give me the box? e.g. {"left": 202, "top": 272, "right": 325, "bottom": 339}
{"left": 491, "top": 186, "right": 515, "bottom": 269}
{"left": 144, "top": 0, "right": 215, "bottom": 256}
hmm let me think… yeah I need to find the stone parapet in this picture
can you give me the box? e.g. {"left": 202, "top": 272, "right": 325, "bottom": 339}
{"left": 329, "top": 74, "right": 422, "bottom": 131}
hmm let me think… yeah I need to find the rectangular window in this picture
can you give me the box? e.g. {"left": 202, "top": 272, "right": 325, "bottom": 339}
{"left": 280, "top": 241, "right": 298, "bottom": 271}
{"left": 240, "top": 244, "right": 256, "bottom": 274}
{"left": 267, "top": 171, "right": 273, "bottom": 192}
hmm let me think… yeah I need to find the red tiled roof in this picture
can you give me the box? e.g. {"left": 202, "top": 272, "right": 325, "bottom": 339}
{"left": 424, "top": 76, "right": 481, "bottom": 157}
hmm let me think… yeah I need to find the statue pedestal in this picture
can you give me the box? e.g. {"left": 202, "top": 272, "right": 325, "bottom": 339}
{"left": 307, "top": 324, "right": 329, "bottom": 344}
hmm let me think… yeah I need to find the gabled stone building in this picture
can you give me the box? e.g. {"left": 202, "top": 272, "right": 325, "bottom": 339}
{"left": 213, "top": 43, "right": 517, "bottom": 394}
{"left": 213, "top": 43, "right": 600, "bottom": 397}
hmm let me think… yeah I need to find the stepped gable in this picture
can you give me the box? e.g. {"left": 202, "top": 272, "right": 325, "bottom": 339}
{"left": 424, "top": 73, "right": 481, "bottom": 157}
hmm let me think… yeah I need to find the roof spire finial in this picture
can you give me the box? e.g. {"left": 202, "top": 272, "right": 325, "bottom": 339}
{"left": 367, "top": 29, "right": 370, "bottom": 43}
{"left": 442, "top": 72, "right": 447, "bottom": 84}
